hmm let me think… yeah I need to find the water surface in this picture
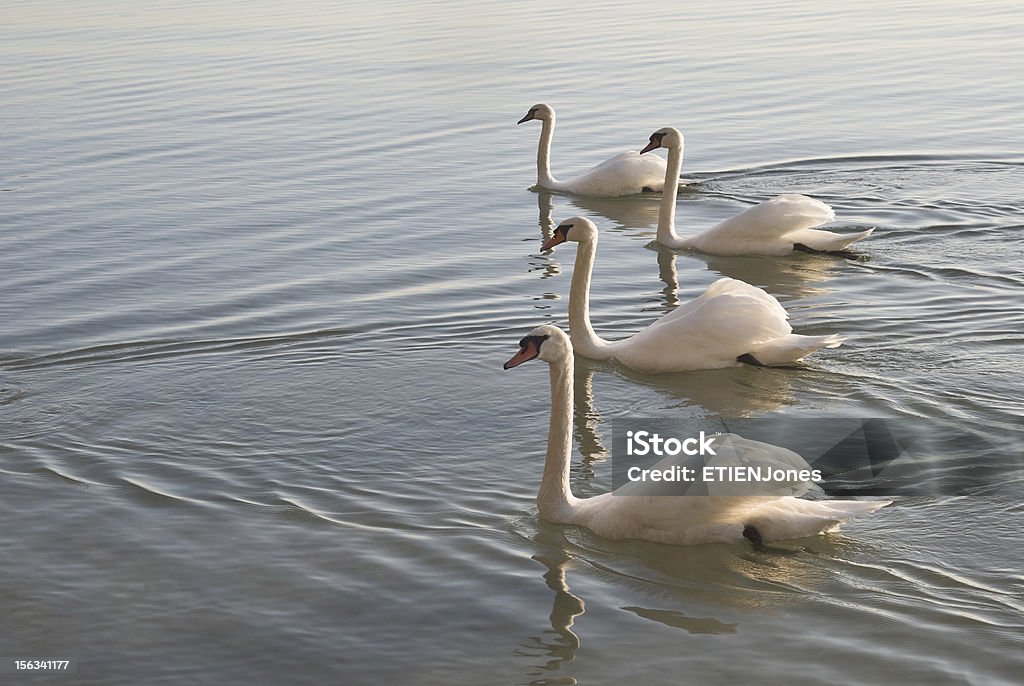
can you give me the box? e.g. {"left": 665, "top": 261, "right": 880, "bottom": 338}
{"left": 2, "top": 1, "right": 1023, "bottom": 684}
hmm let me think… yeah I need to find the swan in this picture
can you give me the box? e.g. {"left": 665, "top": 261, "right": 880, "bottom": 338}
{"left": 503, "top": 324, "right": 890, "bottom": 545}
{"left": 542, "top": 216, "right": 845, "bottom": 371}
{"left": 639, "top": 127, "right": 874, "bottom": 255}
{"left": 518, "top": 103, "right": 668, "bottom": 197}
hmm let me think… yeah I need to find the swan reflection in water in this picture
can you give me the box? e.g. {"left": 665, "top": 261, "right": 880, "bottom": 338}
{"left": 515, "top": 527, "right": 856, "bottom": 684}
{"left": 516, "top": 552, "right": 585, "bottom": 685}
{"left": 536, "top": 188, "right": 668, "bottom": 238}
{"left": 529, "top": 191, "right": 560, "bottom": 281}
{"left": 572, "top": 362, "right": 609, "bottom": 466}
{"left": 515, "top": 549, "right": 741, "bottom": 684}
{"left": 690, "top": 250, "right": 843, "bottom": 301}
{"left": 652, "top": 239, "right": 845, "bottom": 303}
{"left": 573, "top": 350, "right": 796, "bottom": 424}
{"left": 565, "top": 192, "right": 663, "bottom": 232}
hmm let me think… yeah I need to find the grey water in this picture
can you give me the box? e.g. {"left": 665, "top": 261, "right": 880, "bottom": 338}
{"left": 2, "top": 1, "right": 1023, "bottom": 684}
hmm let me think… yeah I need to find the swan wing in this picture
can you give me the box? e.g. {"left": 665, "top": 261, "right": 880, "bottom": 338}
{"left": 700, "top": 433, "right": 817, "bottom": 497}
{"left": 565, "top": 151, "right": 669, "bottom": 197}
{"left": 745, "top": 497, "right": 891, "bottom": 540}
{"left": 656, "top": 277, "right": 788, "bottom": 327}
{"left": 688, "top": 194, "right": 836, "bottom": 255}
{"left": 587, "top": 151, "right": 664, "bottom": 174}
{"left": 610, "top": 278, "right": 790, "bottom": 371}
{"left": 573, "top": 491, "right": 780, "bottom": 544}
{"left": 614, "top": 278, "right": 842, "bottom": 369}
{"left": 571, "top": 433, "right": 889, "bottom": 544}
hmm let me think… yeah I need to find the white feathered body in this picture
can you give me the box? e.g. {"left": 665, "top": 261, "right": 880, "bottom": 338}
{"left": 556, "top": 434, "right": 889, "bottom": 544}
{"left": 598, "top": 277, "right": 844, "bottom": 372}
{"left": 678, "top": 194, "right": 874, "bottom": 256}
{"left": 548, "top": 151, "right": 668, "bottom": 197}
{"left": 568, "top": 492, "right": 889, "bottom": 544}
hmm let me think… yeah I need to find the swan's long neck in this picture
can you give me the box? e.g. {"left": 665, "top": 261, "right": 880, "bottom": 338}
{"left": 538, "top": 352, "right": 578, "bottom": 521}
{"left": 656, "top": 142, "right": 690, "bottom": 249}
{"left": 567, "top": 237, "right": 612, "bottom": 359}
{"left": 536, "top": 116, "right": 566, "bottom": 190}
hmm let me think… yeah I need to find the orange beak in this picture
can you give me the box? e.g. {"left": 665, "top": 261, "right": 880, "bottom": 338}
{"left": 541, "top": 233, "right": 566, "bottom": 251}
{"left": 503, "top": 340, "right": 540, "bottom": 369}
{"left": 639, "top": 139, "right": 660, "bottom": 154}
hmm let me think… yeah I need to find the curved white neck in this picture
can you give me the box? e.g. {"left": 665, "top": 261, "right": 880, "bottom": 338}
{"left": 567, "top": 237, "right": 613, "bottom": 359}
{"left": 656, "top": 142, "right": 689, "bottom": 248}
{"left": 539, "top": 353, "right": 578, "bottom": 521}
{"left": 536, "top": 117, "right": 566, "bottom": 190}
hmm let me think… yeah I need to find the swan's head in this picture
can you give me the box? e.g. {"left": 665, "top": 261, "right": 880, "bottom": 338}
{"left": 640, "top": 127, "right": 683, "bottom": 154}
{"left": 503, "top": 324, "right": 571, "bottom": 369}
{"left": 541, "top": 216, "right": 598, "bottom": 251}
{"left": 518, "top": 103, "right": 555, "bottom": 124}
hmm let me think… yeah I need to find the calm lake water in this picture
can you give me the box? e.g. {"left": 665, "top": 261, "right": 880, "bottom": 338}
{"left": 3, "top": 1, "right": 1023, "bottom": 684}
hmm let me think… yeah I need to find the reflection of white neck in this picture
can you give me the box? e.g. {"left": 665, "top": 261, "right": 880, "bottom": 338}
{"left": 573, "top": 367, "right": 608, "bottom": 460}
{"left": 539, "top": 353, "right": 579, "bottom": 522}
{"left": 567, "top": 236, "right": 613, "bottom": 359}
{"left": 536, "top": 117, "right": 570, "bottom": 191}
{"left": 656, "top": 141, "right": 691, "bottom": 249}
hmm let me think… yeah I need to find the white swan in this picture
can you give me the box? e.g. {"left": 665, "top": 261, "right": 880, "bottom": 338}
{"left": 503, "top": 325, "right": 890, "bottom": 545}
{"left": 542, "top": 216, "right": 845, "bottom": 371}
{"left": 639, "top": 127, "right": 874, "bottom": 255}
{"left": 518, "top": 103, "right": 668, "bottom": 197}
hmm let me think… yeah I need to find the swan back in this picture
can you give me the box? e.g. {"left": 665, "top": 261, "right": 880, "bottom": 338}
{"left": 562, "top": 153, "right": 668, "bottom": 197}
{"left": 687, "top": 194, "right": 837, "bottom": 256}
{"left": 613, "top": 279, "right": 794, "bottom": 372}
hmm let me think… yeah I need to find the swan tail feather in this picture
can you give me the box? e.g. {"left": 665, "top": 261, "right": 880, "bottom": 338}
{"left": 749, "top": 498, "right": 891, "bottom": 540}
{"left": 747, "top": 333, "right": 845, "bottom": 365}
{"left": 789, "top": 227, "right": 875, "bottom": 252}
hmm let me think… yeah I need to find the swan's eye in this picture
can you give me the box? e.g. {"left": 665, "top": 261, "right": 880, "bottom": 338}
{"left": 558, "top": 223, "right": 573, "bottom": 233}
{"left": 519, "top": 334, "right": 551, "bottom": 351}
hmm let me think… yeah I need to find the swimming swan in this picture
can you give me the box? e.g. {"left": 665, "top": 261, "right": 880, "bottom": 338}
{"left": 542, "top": 216, "right": 845, "bottom": 371}
{"left": 503, "top": 325, "right": 890, "bottom": 545}
{"left": 640, "top": 127, "right": 874, "bottom": 255}
{"left": 518, "top": 103, "right": 668, "bottom": 197}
